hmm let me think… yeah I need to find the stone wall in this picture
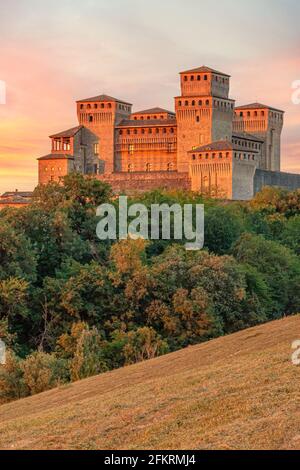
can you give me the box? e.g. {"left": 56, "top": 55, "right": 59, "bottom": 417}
{"left": 96, "top": 171, "right": 191, "bottom": 194}
{"left": 254, "top": 169, "right": 300, "bottom": 194}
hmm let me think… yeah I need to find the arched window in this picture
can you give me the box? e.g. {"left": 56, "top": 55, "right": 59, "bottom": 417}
{"left": 240, "top": 112, "right": 243, "bottom": 117}
{"left": 261, "top": 111, "right": 265, "bottom": 116}
{"left": 163, "top": 128, "right": 167, "bottom": 134}
{"left": 80, "top": 104, "right": 84, "bottom": 110}
{"left": 170, "top": 128, "right": 174, "bottom": 133}
{"left": 127, "top": 129, "right": 130, "bottom": 135}
{"left": 101, "top": 103, "right": 105, "bottom": 109}
{"left": 89, "top": 115, "right": 93, "bottom": 122}
{"left": 94, "top": 104, "right": 98, "bottom": 109}
{"left": 141, "top": 128, "right": 145, "bottom": 134}
{"left": 185, "top": 100, "right": 189, "bottom": 106}
{"left": 247, "top": 111, "right": 251, "bottom": 117}
{"left": 219, "top": 153, "right": 222, "bottom": 158}
{"left": 204, "top": 75, "right": 208, "bottom": 81}
{"left": 87, "top": 104, "right": 91, "bottom": 109}
{"left": 192, "top": 100, "right": 195, "bottom": 106}
{"left": 108, "top": 103, "right": 112, "bottom": 108}
{"left": 167, "top": 163, "right": 173, "bottom": 171}
{"left": 156, "top": 128, "right": 159, "bottom": 134}
{"left": 134, "top": 129, "right": 138, "bottom": 134}
{"left": 197, "top": 75, "right": 201, "bottom": 81}
{"left": 205, "top": 100, "right": 209, "bottom": 106}
{"left": 196, "top": 116, "right": 200, "bottom": 123}
{"left": 148, "top": 128, "right": 152, "bottom": 134}
{"left": 178, "top": 101, "right": 182, "bottom": 106}
{"left": 199, "top": 100, "right": 202, "bottom": 106}
{"left": 184, "top": 76, "right": 188, "bottom": 81}
{"left": 192, "top": 155, "right": 196, "bottom": 160}
{"left": 191, "top": 75, "right": 194, "bottom": 81}
{"left": 128, "top": 164, "right": 133, "bottom": 173}
{"left": 146, "top": 163, "right": 152, "bottom": 172}
{"left": 119, "top": 130, "right": 123, "bottom": 135}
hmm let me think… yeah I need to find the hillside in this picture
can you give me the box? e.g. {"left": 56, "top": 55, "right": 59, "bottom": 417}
{"left": 0, "top": 315, "right": 300, "bottom": 450}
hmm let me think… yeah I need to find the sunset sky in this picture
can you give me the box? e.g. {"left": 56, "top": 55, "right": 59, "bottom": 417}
{"left": 0, "top": 0, "right": 299, "bottom": 193}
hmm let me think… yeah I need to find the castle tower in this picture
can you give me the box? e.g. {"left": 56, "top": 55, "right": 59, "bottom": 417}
{"left": 76, "top": 94, "right": 132, "bottom": 174}
{"left": 175, "top": 66, "right": 235, "bottom": 173}
{"left": 233, "top": 103, "right": 284, "bottom": 171}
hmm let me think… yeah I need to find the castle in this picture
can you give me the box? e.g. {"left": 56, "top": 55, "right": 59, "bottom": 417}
{"left": 37, "top": 65, "right": 300, "bottom": 200}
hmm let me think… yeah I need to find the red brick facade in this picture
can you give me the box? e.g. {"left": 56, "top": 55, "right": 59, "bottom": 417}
{"left": 37, "top": 65, "right": 284, "bottom": 200}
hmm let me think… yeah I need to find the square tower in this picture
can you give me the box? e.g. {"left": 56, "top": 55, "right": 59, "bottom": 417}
{"left": 77, "top": 94, "right": 132, "bottom": 174}
{"left": 175, "top": 67, "right": 235, "bottom": 173}
{"left": 233, "top": 103, "right": 284, "bottom": 171}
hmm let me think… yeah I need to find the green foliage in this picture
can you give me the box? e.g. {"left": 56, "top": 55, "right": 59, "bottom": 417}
{"left": 1, "top": 179, "right": 300, "bottom": 403}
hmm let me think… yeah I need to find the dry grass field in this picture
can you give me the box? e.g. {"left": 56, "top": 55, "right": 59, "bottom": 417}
{"left": 0, "top": 315, "right": 300, "bottom": 450}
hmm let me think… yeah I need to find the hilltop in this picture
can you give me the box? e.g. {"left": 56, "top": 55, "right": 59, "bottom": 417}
{"left": 0, "top": 315, "right": 299, "bottom": 450}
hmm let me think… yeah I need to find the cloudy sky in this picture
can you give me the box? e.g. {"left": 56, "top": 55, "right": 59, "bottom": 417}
{"left": 0, "top": 0, "right": 299, "bottom": 192}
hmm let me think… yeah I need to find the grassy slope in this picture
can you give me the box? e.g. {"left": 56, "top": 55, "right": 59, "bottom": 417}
{"left": 0, "top": 315, "right": 300, "bottom": 450}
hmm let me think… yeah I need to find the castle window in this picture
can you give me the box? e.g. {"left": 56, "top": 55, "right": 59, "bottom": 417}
{"left": 108, "top": 103, "right": 112, "bottom": 108}
{"left": 261, "top": 111, "right": 265, "bottom": 116}
{"left": 204, "top": 75, "right": 208, "bottom": 81}
{"left": 80, "top": 104, "right": 84, "bottom": 110}
{"left": 89, "top": 115, "right": 93, "bottom": 122}
{"left": 87, "top": 104, "right": 91, "bottom": 109}
{"left": 146, "top": 163, "right": 152, "bottom": 172}
{"left": 197, "top": 75, "right": 201, "bottom": 81}
{"left": 94, "top": 104, "right": 98, "bottom": 109}
{"left": 170, "top": 128, "right": 174, "bottom": 133}
{"left": 128, "top": 144, "right": 134, "bottom": 154}
{"left": 178, "top": 101, "right": 182, "bottom": 106}
{"left": 119, "top": 130, "right": 123, "bottom": 135}
{"left": 196, "top": 116, "right": 200, "bottom": 122}
{"left": 127, "top": 129, "right": 130, "bottom": 135}
{"left": 101, "top": 103, "right": 105, "bottom": 108}
{"left": 191, "top": 75, "right": 194, "bottom": 81}
{"left": 199, "top": 100, "right": 202, "bottom": 106}
{"left": 212, "top": 153, "right": 215, "bottom": 159}
{"left": 254, "top": 111, "right": 258, "bottom": 117}
{"left": 226, "top": 152, "right": 229, "bottom": 158}
{"left": 134, "top": 129, "right": 138, "bottom": 134}
{"left": 63, "top": 139, "right": 71, "bottom": 151}
{"left": 192, "top": 100, "right": 195, "bottom": 106}
{"left": 163, "top": 128, "right": 167, "bottom": 134}
{"left": 240, "top": 112, "right": 243, "bottom": 117}
{"left": 192, "top": 155, "right": 196, "bottom": 160}
{"left": 185, "top": 100, "right": 189, "bottom": 106}
{"left": 134, "top": 117, "right": 137, "bottom": 120}
{"left": 53, "top": 139, "right": 61, "bottom": 151}
{"left": 205, "top": 100, "right": 209, "bottom": 106}
{"left": 184, "top": 76, "right": 188, "bottom": 81}
{"left": 156, "top": 128, "right": 159, "bottom": 134}
{"left": 148, "top": 128, "right": 152, "bottom": 134}
{"left": 219, "top": 153, "right": 222, "bottom": 158}
{"left": 154, "top": 116, "right": 157, "bottom": 119}
{"left": 205, "top": 154, "right": 209, "bottom": 159}
{"left": 247, "top": 111, "right": 251, "bottom": 117}
{"left": 147, "top": 116, "right": 151, "bottom": 120}
{"left": 94, "top": 143, "right": 99, "bottom": 155}
{"left": 141, "top": 129, "right": 145, "bottom": 134}
{"left": 167, "top": 163, "right": 173, "bottom": 171}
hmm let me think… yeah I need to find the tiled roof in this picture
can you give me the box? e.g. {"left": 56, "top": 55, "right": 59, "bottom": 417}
{"left": 132, "top": 107, "right": 175, "bottom": 116}
{"left": 117, "top": 119, "right": 177, "bottom": 128}
{"left": 76, "top": 94, "right": 132, "bottom": 105}
{"left": 189, "top": 141, "right": 233, "bottom": 152}
{"left": 232, "top": 132, "right": 264, "bottom": 143}
{"left": 181, "top": 66, "right": 230, "bottom": 77}
{"left": 1, "top": 191, "right": 33, "bottom": 199}
{"left": 37, "top": 154, "right": 74, "bottom": 161}
{"left": 235, "top": 103, "right": 284, "bottom": 113}
{"left": 50, "top": 126, "right": 83, "bottom": 139}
